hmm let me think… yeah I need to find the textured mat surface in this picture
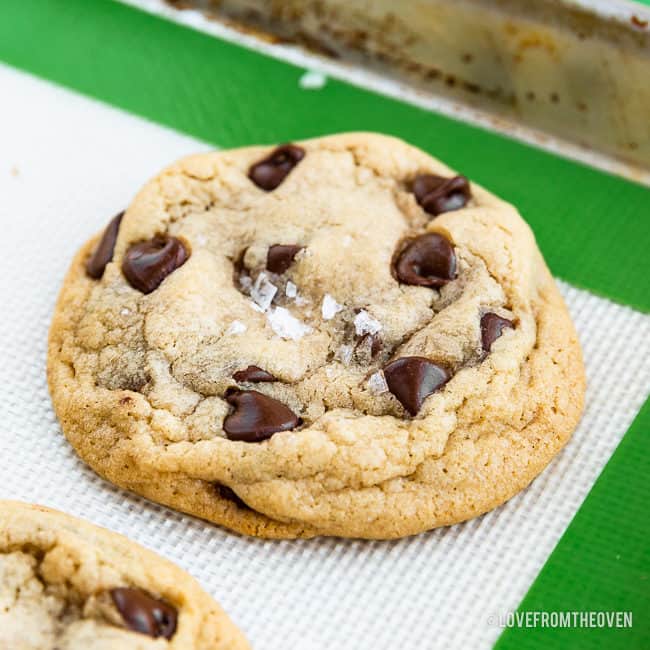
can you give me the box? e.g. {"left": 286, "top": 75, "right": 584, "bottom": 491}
{"left": 1, "top": 64, "right": 649, "bottom": 649}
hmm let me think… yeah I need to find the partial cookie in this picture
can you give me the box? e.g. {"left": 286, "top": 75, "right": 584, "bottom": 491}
{"left": 48, "top": 133, "right": 585, "bottom": 539}
{"left": 0, "top": 501, "right": 249, "bottom": 649}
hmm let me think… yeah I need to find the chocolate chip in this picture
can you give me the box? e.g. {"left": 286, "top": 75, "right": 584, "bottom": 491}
{"left": 122, "top": 236, "right": 188, "bottom": 294}
{"left": 110, "top": 588, "right": 177, "bottom": 639}
{"left": 224, "top": 390, "right": 300, "bottom": 442}
{"left": 249, "top": 144, "right": 305, "bottom": 191}
{"left": 216, "top": 483, "right": 252, "bottom": 510}
{"left": 481, "top": 312, "right": 514, "bottom": 352}
{"left": 86, "top": 212, "right": 124, "bottom": 279}
{"left": 233, "top": 366, "right": 276, "bottom": 382}
{"left": 393, "top": 233, "right": 456, "bottom": 288}
{"left": 383, "top": 357, "right": 450, "bottom": 416}
{"left": 267, "top": 244, "right": 303, "bottom": 273}
{"left": 413, "top": 174, "right": 471, "bottom": 215}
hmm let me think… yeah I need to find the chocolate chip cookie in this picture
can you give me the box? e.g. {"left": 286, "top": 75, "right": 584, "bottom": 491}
{"left": 48, "top": 133, "right": 585, "bottom": 539}
{"left": 0, "top": 501, "right": 249, "bottom": 649}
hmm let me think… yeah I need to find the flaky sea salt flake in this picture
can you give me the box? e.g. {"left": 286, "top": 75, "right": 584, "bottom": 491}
{"left": 226, "top": 320, "right": 247, "bottom": 335}
{"left": 367, "top": 371, "right": 389, "bottom": 394}
{"left": 354, "top": 310, "right": 382, "bottom": 336}
{"left": 322, "top": 294, "right": 344, "bottom": 320}
{"left": 285, "top": 281, "right": 298, "bottom": 298}
{"left": 337, "top": 344, "right": 353, "bottom": 365}
{"left": 268, "top": 307, "right": 312, "bottom": 341}
{"left": 251, "top": 272, "right": 277, "bottom": 311}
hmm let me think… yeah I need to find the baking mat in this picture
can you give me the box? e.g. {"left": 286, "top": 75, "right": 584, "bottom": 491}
{"left": 1, "top": 61, "right": 649, "bottom": 649}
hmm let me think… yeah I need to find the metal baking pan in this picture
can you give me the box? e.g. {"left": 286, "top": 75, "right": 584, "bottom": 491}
{"left": 164, "top": 0, "right": 650, "bottom": 173}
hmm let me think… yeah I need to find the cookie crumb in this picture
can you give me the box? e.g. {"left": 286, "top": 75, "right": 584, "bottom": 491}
{"left": 299, "top": 70, "right": 327, "bottom": 89}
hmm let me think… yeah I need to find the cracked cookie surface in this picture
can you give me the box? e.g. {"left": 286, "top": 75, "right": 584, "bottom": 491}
{"left": 0, "top": 501, "right": 249, "bottom": 649}
{"left": 48, "top": 132, "right": 585, "bottom": 539}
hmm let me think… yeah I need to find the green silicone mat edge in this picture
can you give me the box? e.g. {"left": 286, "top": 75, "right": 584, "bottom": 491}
{"left": 495, "top": 397, "right": 650, "bottom": 649}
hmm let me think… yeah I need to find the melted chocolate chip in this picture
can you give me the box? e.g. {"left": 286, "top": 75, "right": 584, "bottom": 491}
{"left": 413, "top": 174, "right": 471, "bottom": 215}
{"left": 481, "top": 312, "right": 514, "bottom": 352}
{"left": 249, "top": 144, "right": 305, "bottom": 191}
{"left": 267, "top": 244, "right": 303, "bottom": 273}
{"left": 233, "top": 366, "right": 276, "bottom": 382}
{"left": 216, "top": 483, "right": 252, "bottom": 510}
{"left": 224, "top": 390, "right": 300, "bottom": 442}
{"left": 383, "top": 357, "right": 450, "bottom": 416}
{"left": 122, "top": 236, "right": 188, "bottom": 294}
{"left": 393, "top": 233, "right": 456, "bottom": 287}
{"left": 110, "top": 588, "right": 177, "bottom": 639}
{"left": 86, "top": 212, "right": 124, "bottom": 279}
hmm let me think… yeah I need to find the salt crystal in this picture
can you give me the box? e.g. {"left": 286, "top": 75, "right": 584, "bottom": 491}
{"left": 342, "top": 235, "right": 353, "bottom": 248}
{"left": 322, "top": 294, "right": 343, "bottom": 320}
{"left": 226, "top": 320, "right": 247, "bottom": 335}
{"left": 295, "top": 295, "right": 310, "bottom": 306}
{"left": 120, "top": 308, "right": 130, "bottom": 316}
{"left": 367, "top": 371, "right": 389, "bottom": 394}
{"left": 285, "top": 281, "right": 298, "bottom": 298}
{"left": 196, "top": 234, "right": 207, "bottom": 247}
{"left": 239, "top": 274, "right": 253, "bottom": 290}
{"left": 336, "top": 344, "right": 353, "bottom": 365}
{"left": 267, "top": 307, "right": 312, "bottom": 341}
{"left": 354, "top": 310, "right": 382, "bottom": 336}
{"left": 251, "top": 272, "right": 277, "bottom": 311}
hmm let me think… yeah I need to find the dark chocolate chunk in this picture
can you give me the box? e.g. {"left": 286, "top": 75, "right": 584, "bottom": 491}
{"left": 110, "top": 587, "right": 177, "bottom": 639}
{"left": 86, "top": 212, "right": 124, "bottom": 279}
{"left": 224, "top": 390, "right": 300, "bottom": 442}
{"left": 480, "top": 312, "right": 514, "bottom": 352}
{"left": 122, "top": 236, "right": 188, "bottom": 294}
{"left": 233, "top": 366, "right": 276, "bottom": 383}
{"left": 249, "top": 144, "right": 305, "bottom": 191}
{"left": 266, "top": 244, "right": 303, "bottom": 274}
{"left": 216, "top": 483, "right": 252, "bottom": 511}
{"left": 383, "top": 357, "right": 450, "bottom": 416}
{"left": 393, "top": 233, "right": 456, "bottom": 288}
{"left": 413, "top": 174, "right": 471, "bottom": 215}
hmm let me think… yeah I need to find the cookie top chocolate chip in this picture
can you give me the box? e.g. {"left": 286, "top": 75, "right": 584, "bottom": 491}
{"left": 481, "top": 312, "right": 514, "bottom": 352}
{"left": 249, "top": 144, "right": 305, "bottom": 191}
{"left": 393, "top": 233, "right": 457, "bottom": 287}
{"left": 122, "top": 236, "right": 188, "bottom": 294}
{"left": 0, "top": 501, "right": 250, "bottom": 649}
{"left": 49, "top": 133, "right": 585, "bottom": 540}
{"left": 413, "top": 174, "right": 471, "bottom": 216}
{"left": 111, "top": 588, "right": 177, "bottom": 639}
{"left": 86, "top": 211, "right": 124, "bottom": 279}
